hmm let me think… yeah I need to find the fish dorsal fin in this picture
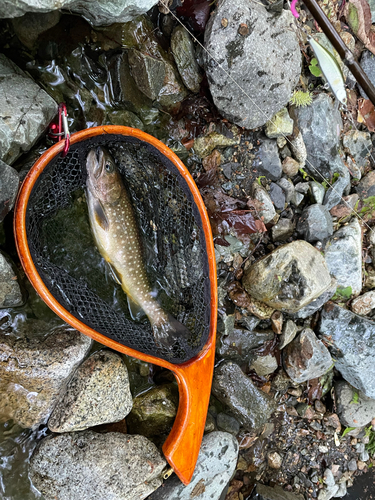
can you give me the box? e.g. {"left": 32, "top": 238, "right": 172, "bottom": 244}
{"left": 127, "top": 296, "right": 145, "bottom": 321}
{"left": 107, "top": 262, "right": 122, "bottom": 285}
{"left": 93, "top": 199, "right": 109, "bottom": 231}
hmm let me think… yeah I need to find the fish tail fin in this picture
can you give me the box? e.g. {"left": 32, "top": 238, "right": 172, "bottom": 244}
{"left": 152, "top": 314, "right": 191, "bottom": 348}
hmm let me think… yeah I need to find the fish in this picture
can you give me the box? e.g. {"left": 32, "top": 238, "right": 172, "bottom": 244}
{"left": 85, "top": 146, "right": 191, "bottom": 348}
{"left": 308, "top": 36, "right": 347, "bottom": 106}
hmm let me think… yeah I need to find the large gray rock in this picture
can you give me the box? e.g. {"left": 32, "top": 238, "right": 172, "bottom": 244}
{"left": 204, "top": 0, "right": 301, "bottom": 129}
{"left": 256, "top": 484, "right": 304, "bottom": 500}
{"left": 29, "top": 432, "right": 165, "bottom": 500}
{"left": 343, "top": 130, "right": 372, "bottom": 168}
{"left": 335, "top": 380, "right": 375, "bottom": 428}
{"left": 0, "top": 321, "right": 92, "bottom": 429}
{"left": 290, "top": 278, "right": 337, "bottom": 320}
{"left": 320, "top": 303, "right": 375, "bottom": 399}
{"left": 0, "top": 54, "right": 57, "bottom": 164}
{"left": 0, "top": 0, "right": 159, "bottom": 26}
{"left": 148, "top": 432, "right": 238, "bottom": 500}
{"left": 0, "top": 250, "right": 24, "bottom": 307}
{"left": 283, "top": 328, "right": 333, "bottom": 384}
{"left": 12, "top": 11, "right": 61, "bottom": 49}
{"left": 212, "top": 361, "right": 276, "bottom": 429}
{"left": 324, "top": 218, "right": 362, "bottom": 296}
{"left": 243, "top": 240, "right": 332, "bottom": 312}
{"left": 217, "top": 326, "right": 274, "bottom": 364}
{"left": 297, "top": 204, "right": 333, "bottom": 243}
{"left": 171, "top": 26, "right": 202, "bottom": 93}
{"left": 48, "top": 350, "right": 132, "bottom": 433}
{"left": 293, "top": 94, "right": 350, "bottom": 209}
{"left": 0, "top": 161, "right": 19, "bottom": 222}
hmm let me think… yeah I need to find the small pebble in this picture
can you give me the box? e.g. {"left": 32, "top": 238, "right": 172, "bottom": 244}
{"left": 347, "top": 458, "right": 357, "bottom": 471}
{"left": 319, "top": 445, "right": 329, "bottom": 453}
{"left": 357, "top": 460, "right": 366, "bottom": 470}
{"left": 267, "top": 451, "right": 283, "bottom": 469}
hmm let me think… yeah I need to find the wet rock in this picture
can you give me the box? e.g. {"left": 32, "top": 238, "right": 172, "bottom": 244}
{"left": 256, "top": 484, "right": 304, "bottom": 500}
{"left": 148, "top": 432, "right": 238, "bottom": 500}
{"left": 128, "top": 49, "right": 166, "bottom": 100}
{"left": 297, "top": 204, "right": 333, "bottom": 243}
{"left": 215, "top": 235, "right": 248, "bottom": 264}
{"left": 320, "top": 303, "right": 375, "bottom": 399}
{"left": 194, "top": 130, "right": 240, "bottom": 158}
{"left": 127, "top": 384, "right": 178, "bottom": 437}
{"left": 0, "top": 161, "right": 19, "bottom": 222}
{"left": 251, "top": 183, "right": 277, "bottom": 224}
{"left": 269, "top": 183, "right": 286, "bottom": 210}
{"left": 282, "top": 157, "right": 300, "bottom": 177}
{"left": 0, "top": 321, "right": 92, "bottom": 428}
{"left": 216, "top": 413, "right": 240, "bottom": 435}
{"left": 48, "top": 350, "right": 132, "bottom": 433}
{"left": 283, "top": 328, "right": 333, "bottom": 384}
{"left": 250, "top": 353, "right": 278, "bottom": 376}
{"left": 228, "top": 282, "right": 276, "bottom": 319}
{"left": 330, "top": 194, "right": 359, "bottom": 219}
{"left": 277, "top": 177, "right": 296, "bottom": 204}
{"left": 171, "top": 26, "right": 202, "bottom": 93}
{"left": 12, "top": 11, "right": 61, "bottom": 49}
{"left": 343, "top": 130, "right": 372, "bottom": 168}
{"left": 351, "top": 290, "right": 375, "bottom": 315}
{"left": 279, "top": 319, "right": 298, "bottom": 349}
{"left": 0, "top": 251, "right": 24, "bottom": 308}
{"left": 212, "top": 361, "right": 276, "bottom": 429}
{"left": 324, "top": 218, "right": 362, "bottom": 296}
{"left": 355, "top": 170, "right": 375, "bottom": 199}
{"left": 267, "top": 451, "right": 283, "bottom": 469}
{"left": 254, "top": 139, "right": 282, "bottom": 181}
{"left": 265, "top": 108, "right": 294, "bottom": 139}
{"left": 204, "top": 0, "right": 301, "bottom": 129}
{"left": 2, "top": 0, "right": 159, "bottom": 26}
{"left": 243, "top": 240, "right": 332, "bottom": 312}
{"left": 310, "top": 181, "right": 326, "bottom": 205}
{"left": 0, "top": 54, "right": 57, "bottom": 164}
{"left": 271, "top": 218, "right": 295, "bottom": 242}
{"left": 290, "top": 278, "right": 337, "bottom": 320}
{"left": 106, "top": 109, "right": 144, "bottom": 130}
{"left": 217, "top": 326, "right": 274, "bottom": 364}
{"left": 29, "top": 431, "right": 165, "bottom": 500}
{"left": 335, "top": 381, "right": 375, "bottom": 428}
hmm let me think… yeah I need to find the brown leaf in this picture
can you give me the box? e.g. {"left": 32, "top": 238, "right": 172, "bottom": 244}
{"left": 202, "top": 149, "right": 221, "bottom": 171}
{"left": 358, "top": 98, "right": 375, "bottom": 132}
{"left": 306, "top": 378, "right": 323, "bottom": 404}
{"left": 344, "top": 0, "right": 375, "bottom": 54}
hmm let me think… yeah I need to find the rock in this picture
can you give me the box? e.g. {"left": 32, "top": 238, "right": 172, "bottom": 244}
{"left": 216, "top": 413, "right": 240, "bottom": 435}
{"left": 217, "top": 326, "right": 274, "bottom": 364}
{"left": 348, "top": 458, "right": 357, "bottom": 471}
{"left": 254, "top": 139, "right": 282, "bottom": 181}
{"left": 324, "top": 218, "right": 362, "bottom": 296}
{"left": 267, "top": 451, "right": 283, "bottom": 469}
{"left": 289, "top": 130, "right": 307, "bottom": 168}
{"left": 359, "top": 50, "right": 375, "bottom": 98}
{"left": 293, "top": 94, "right": 350, "bottom": 209}
{"left": 204, "top": 0, "right": 301, "bottom": 129}
{"left": 0, "top": 321, "right": 92, "bottom": 428}
{"left": 351, "top": 290, "right": 375, "bottom": 315}
{"left": 265, "top": 108, "right": 294, "bottom": 139}
{"left": 282, "top": 157, "right": 300, "bottom": 177}
{"left": 277, "top": 177, "right": 296, "bottom": 204}
{"left": 330, "top": 194, "right": 359, "bottom": 219}
{"left": 0, "top": 161, "right": 19, "bottom": 222}
{"left": 242, "top": 240, "right": 332, "bottom": 312}
{"left": 279, "top": 320, "right": 298, "bottom": 349}
{"left": 324, "top": 469, "right": 335, "bottom": 487}
{"left": 335, "top": 482, "right": 347, "bottom": 497}
{"left": 283, "top": 328, "right": 333, "bottom": 384}
{"left": 194, "top": 130, "right": 239, "bottom": 158}
{"left": 227, "top": 281, "right": 275, "bottom": 319}
{"left": 346, "top": 156, "right": 362, "bottom": 181}
{"left": 29, "top": 431, "right": 165, "bottom": 500}
{"left": 0, "top": 54, "right": 57, "bottom": 164}
{"left": 1, "top": 0, "right": 159, "bottom": 26}
{"left": 335, "top": 381, "right": 375, "bottom": 428}
{"left": 250, "top": 354, "right": 278, "bottom": 376}
{"left": 251, "top": 183, "right": 277, "bottom": 224}
{"left": 215, "top": 235, "right": 248, "bottom": 264}
{"left": 171, "top": 26, "right": 202, "bottom": 92}
{"left": 48, "top": 350, "right": 132, "bottom": 433}
{"left": 318, "top": 485, "right": 339, "bottom": 500}
{"left": 295, "top": 182, "right": 310, "bottom": 194}
{"left": 212, "top": 361, "right": 276, "bottom": 429}
{"left": 106, "top": 109, "right": 144, "bottom": 129}
{"left": 256, "top": 484, "right": 304, "bottom": 500}
{"left": 12, "top": 11, "right": 61, "bottom": 49}
{"left": 355, "top": 170, "right": 375, "bottom": 199}
{"left": 343, "top": 130, "right": 372, "bottom": 168}
{"left": 310, "top": 181, "right": 325, "bottom": 205}
{"left": 148, "top": 432, "right": 238, "bottom": 500}
{"left": 297, "top": 204, "right": 333, "bottom": 243}
{"left": 271, "top": 310, "right": 283, "bottom": 334}
{"left": 320, "top": 303, "right": 375, "bottom": 399}
{"left": 290, "top": 278, "right": 337, "bottom": 319}
{"left": 269, "top": 183, "right": 286, "bottom": 210}
{"left": 127, "top": 384, "right": 178, "bottom": 437}
{"left": 271, "top": 218, "right": 295, "bottom": 242}
{"left": 0, "top": 250, "right": 24, "bottom": 307}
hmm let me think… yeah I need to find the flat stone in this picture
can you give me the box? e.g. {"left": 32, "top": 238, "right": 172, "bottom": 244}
{"left": 194, "top": 131, "right": 239, "bottom": 159}
{"left": 0, "top": 250, "right": 24, "bottom": 307}
{"left": 212, "top": 361, "right": 276, "bottom": 429}
{"left": 335, "top": 380, "right": 375, "bottom": 428}
{"left": 282, "top": 157, "right": 300, "bottom": 177}
{"left": 324, "top": 218, "right": 362, "bottom": 296}
{"left": 355, "top": 170, "right": 375, "bottom": 199}
{"left": 265, "top": 108, "right": 294, "bottom": 139}
{"left": 279, "top": 319, "right": 298, "bottom": 349}
{"left": 126, "top": 384, "right": 178, "bottom": 437}
{"left": 204, "top": 0, "right": 301, "bottom": 129}
{"left": 290, "top": 278, "right": 337, "bottom": 320}
{"left": 0, "top": 161, "right": 19, "bottom": 222}
{"left": 251, "top": 183, "right": 277, "bottom": 224}
{"left": 269, "top": 183, "right": 286, "bottom": 210}
{"left": 29, "top": 432, "right": 165, "bottom": 500}
{"left": 351, "top": 290, "right": 375, "bottom": 315}
{"left": 48, "top": 350, "right": 132, "bottom": 433}
{"left": 283, "top": 328, "right": 332, "bottom": 383}
{"left": 256, "top": 484, "right": 304, "bottom": 500}
{"left": 320, "top": 303, "right": 375, "bottom": 399}
{"left": 171, "top": 26, "right": 202, "bottom": 93}
{"left": 243, "top": 240, "right": 332, "bottom": 312}
{"left": 254, "top": 139, "right": 282, "bottom": 181}
{"left": 310, "top": 181, "right": 325, "bottom": 205}
{"left": 343, "top": 130, "right": 372, "bottom": 168}
{"left": 297, "top": 204, "right": 333, "bottom": 243}
{"left": 0, "top": 321, "right": 92, "bottom": 429}
{"left": 318, "top": 485, "right": 339, "bottom": 500}
{"left": 277, "top": 177, "right": 296, "bottom": 204}
{"left": 250, "top": 353, "right": 278, "bottom": 376}
{"left": 217, "top": 326, "right": 274, "bottom": 364}
{"left": 271, "top": 218, "right": 295, "bottom": 242}
{"left": 148, "top": 432, "right": 238, "bottom": 500}
{"left": 0, "top": 54, "right": 57, "bottom": 164}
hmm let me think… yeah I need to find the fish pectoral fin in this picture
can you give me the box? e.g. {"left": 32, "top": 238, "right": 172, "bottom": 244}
{"left": 127, "top": 296, "right": 145, "bottom": 321}
{"left": 93, "top": 199, "right": 109, "bottom": 231}
{"left": 107, "top": 262, "right": 122, "bottom": 285}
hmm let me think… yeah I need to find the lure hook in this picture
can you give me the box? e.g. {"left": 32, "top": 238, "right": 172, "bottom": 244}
{"left": 49, "top": 103, "right": 70, "bottom": 157}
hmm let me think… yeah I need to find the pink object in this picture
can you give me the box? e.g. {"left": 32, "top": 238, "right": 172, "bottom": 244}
{"left": 291, "top": 0, "right": 300, "bottom": 18}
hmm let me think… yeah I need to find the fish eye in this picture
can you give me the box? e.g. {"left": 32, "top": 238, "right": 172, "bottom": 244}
{"left": 105, "top": 162, "right": 114, "bottom": 173}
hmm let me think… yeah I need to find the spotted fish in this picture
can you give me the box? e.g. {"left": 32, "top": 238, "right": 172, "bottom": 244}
{"left": 86, "top": 146, "right": 191, "bottom": 347}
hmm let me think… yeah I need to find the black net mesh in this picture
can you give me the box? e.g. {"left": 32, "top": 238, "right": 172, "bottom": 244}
{"left": 26, "top": 134, "right": 211, "bottom": 364}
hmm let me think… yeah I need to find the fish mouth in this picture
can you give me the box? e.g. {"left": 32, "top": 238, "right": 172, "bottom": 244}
{"left": 87, "top": 147, "right": 105, "bottom": 179}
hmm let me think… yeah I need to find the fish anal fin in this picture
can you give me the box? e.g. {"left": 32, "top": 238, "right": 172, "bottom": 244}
{"left": 107, "top": 262, "right": 122, "bottom": 285}
{"left": 127, "top": 296, "right": 145, "bottom": 321}
{"left": 93, "top": 199, "right": 109, "bottom": 231}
